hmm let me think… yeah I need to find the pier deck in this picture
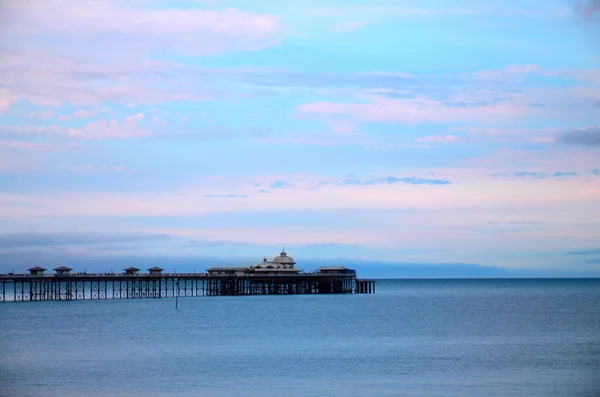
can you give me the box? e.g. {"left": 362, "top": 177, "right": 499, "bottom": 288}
{"left": 0, "top": 272, "right": 375, "bottom": 302}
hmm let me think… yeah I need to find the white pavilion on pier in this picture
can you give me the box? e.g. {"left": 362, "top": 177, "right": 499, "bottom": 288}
{"left": 207, "top": 249, "right": 301, "bottom": 276}
{"left": 249, "top": 250, "right": 300, "bottom": 274}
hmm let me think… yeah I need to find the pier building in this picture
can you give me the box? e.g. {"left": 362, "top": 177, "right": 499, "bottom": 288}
{"left": 207, "top": 249, "right": 301, "bottom": 276}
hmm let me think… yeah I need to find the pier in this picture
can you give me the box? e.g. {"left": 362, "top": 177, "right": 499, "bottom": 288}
{"left": 0, "top": 250, "right": 375, "bottom": 303}
{"left": 0, "top": 268, "right": 375, "bottom": 303}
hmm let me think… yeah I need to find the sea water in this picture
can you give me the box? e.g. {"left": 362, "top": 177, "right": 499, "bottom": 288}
{"left": 1, "top": 279, "right": 599, "bottom": 397}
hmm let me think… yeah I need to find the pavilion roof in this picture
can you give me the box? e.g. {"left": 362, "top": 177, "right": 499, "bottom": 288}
{"left": 28, "top": 266, "right": 47, "bottom": 271}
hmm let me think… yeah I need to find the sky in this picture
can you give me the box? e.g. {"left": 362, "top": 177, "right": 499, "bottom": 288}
{"left": 0, "top": 0, "right": 599, "bottom": 276}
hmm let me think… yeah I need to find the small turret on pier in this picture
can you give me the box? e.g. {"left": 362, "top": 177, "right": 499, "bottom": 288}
{"left": 54, "top": 266, "right": 73, "bottom": 276}
{"left": 148, "top": 267, "right": 164, "bottom": 276}
{"left": 28, "top": 267, "right": 46, "bottom": 276}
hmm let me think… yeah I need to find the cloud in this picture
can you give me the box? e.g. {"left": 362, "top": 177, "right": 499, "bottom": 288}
{"left": 270, "top": 180, "right": 291, "bottom": 189}
{"left": 25, "top": 109, "right": 54, "bottom": 119}
{"left": 553, "top": 171, "right": 578, "bottom": 177}
{"left": 343, "top": 176, "right": 451, "bottom": 186}
{"left": 415, "top": 135, "right": 459, "bottom": 143}
{"left": 0, "top": 51, "right": 216, "bottom": 108}
{"left": 0, "top": 89, "right": 16, "bottom": 112}
{"left": 204, "top": 194, "right": 249, "bottom": 198}
{"left": 566, "top": 248, "right": 600, "bottom": 255}
{"left": 490, "top": 171, "right": 579, "bottom": 179}
{"left": 557, "top": 126, "right": 600, "bottom": 146}
{"left": 0, "top": 232, "right": 170, "bottom": 248}
{"left": 4, "top": 1, "right": 282, "bottom": 57}
{"left": 530, "top": 136, "right": 556, "bottom": 143}
{"left": 312, "top": 176, "right": 451, "bottom": 189}
{"left": 329, "top": 21, "right": 368, "bottom": 32}
{"left": 67, "top": 113, "right": 149, "bottom": 139}
{"left": 485, "top": 221, "right": 549, "bottom": 225}
{"left": 363, "top": 144, "right": 432, "bottom": 150}
{"left": 575, "top": 0, "right": 600, "bottom": 18}
{"left": 361, "top": 72, "right": 413, "bottom": 79}
{"left": 0, "top": 141, "right": 78, "bottom": 152}
{"left": 472, "top": 64, "right": 540, "bottom": 80}
{"left": 308, "top": 3, "right": 568, "bottom": 20}
{"left": 71, "top": 164, "right": 132, "bottom": 174}
{"left": 592, "top": 169, "right": 600, "bottom": 175}
{"left": 73, "top": 109, "right": 94, "bottom": 118}
{"left": 298, "top": 95, "right": 541, "bottom": 125}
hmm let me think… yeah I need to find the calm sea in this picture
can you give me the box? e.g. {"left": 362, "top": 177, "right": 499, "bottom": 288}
{"left": 1, "top": 279, "right": 599, "bottom": 397}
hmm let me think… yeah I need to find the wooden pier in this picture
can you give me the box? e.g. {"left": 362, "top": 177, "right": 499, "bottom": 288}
{"left": 0, "top": 268, "right": 375, "bottom": 303}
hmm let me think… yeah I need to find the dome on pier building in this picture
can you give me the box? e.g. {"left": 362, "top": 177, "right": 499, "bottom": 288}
{"left": 250, "top": 249, "right": 300, "bottom": 273}
{"left": 272, "top": 250, "right": 296, "bottom": 266}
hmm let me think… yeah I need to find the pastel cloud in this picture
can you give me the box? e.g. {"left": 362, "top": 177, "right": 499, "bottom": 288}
{"left": 0, "top": 0, "right": 282, "bottom": 110}
{"left": 490, "top": 171, "right": 579, "bottom": 179}
{"left": 270, "top": 180, "right": 291, "bottom": 189}
{"left": 4, "top": 1, "right": 282, "bottom": 57}
{"left": 204, "top": 194, "right": 249, "bottom": 199}
{"left": 0, "top": 232, "right": 169, "bottom": 248}
{"left": 566, "top": 248, "right": 600, "bottom": 255}
{"left": 67, "top": 113, "right": 149, "bottom": 139}
{"left": 576, "top": 0, "right": 600, "bottom": 18}
{"left": 339, "top": 176, "right": 451, "bottom": 186}
{"left": 0, "top": 52, "right": 215, "bottom": 108}
{"left": 472, "top": 64, "right": 540, "bottom": 80}
{"left": 557, "top": 126, "right": 600, "bottom": 146}
{"left": 0, "top": 141, "right": 78, "bottom": 152}
{"left": 0, "top": 89, "right": 16, "bottom": 112}
{"left": 71, "top": 164, "right": 132, "bottom": 174}
{"left": 329, "top": 21, "right": 368, "bottom": 32}
{"left": 415, "top": 135, "right": 459, "bottom": 143}
{"left": 298, "top": 95, "right": 540, "bottom": 125}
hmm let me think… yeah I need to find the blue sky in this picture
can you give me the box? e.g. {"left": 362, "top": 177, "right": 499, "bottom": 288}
{"left": 0, "top": 0, "right": 599, "bottom": 276}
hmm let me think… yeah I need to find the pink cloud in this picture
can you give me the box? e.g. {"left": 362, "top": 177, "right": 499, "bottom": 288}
{"left": 0, "top": 89, "right": 16, "bottom": 112}
{"left": 2, "top": 172, "right": 599, "bottom": 221}
{"left": 364, "top": 144, "right": 432, "bottom": 150}
{"left": 362, "top": 71, "right": 413, "bottom": 79}
{"left": 73, "top": 109, "right": 94, "bottom": 118}
{"left": 415, "top": 135, "right": 459, "bottom": 143}
{"left": 299, "top": 96, "right": 540, "bottom": 125}
{"left": 531, "top": 136, "right": 556, "bottom": 143}
{"left": 67, "top": 113, "right": 149, "bottom": 139}
{"left": 329, "top": 120, "right": 358, "bottom": 135}
{"left": 71, "top": 164, "right": 132, "bottom": 174}
{"left": 70, "top": 164, "right": 94, "bottom": 173}
{"left": 25, "top": 110, "right": 54, "bottom": 119}
{"left": 0, "top": 141, "right": 79, "bottom": 152}
{"left": 0, "top": 53, "right": 215, "bottom": 108}
{"left": 5, "top": 1, "right": 282, "bottom": 57}
{"left": 472, "top": 64, "right": 540, "bottom": 80}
